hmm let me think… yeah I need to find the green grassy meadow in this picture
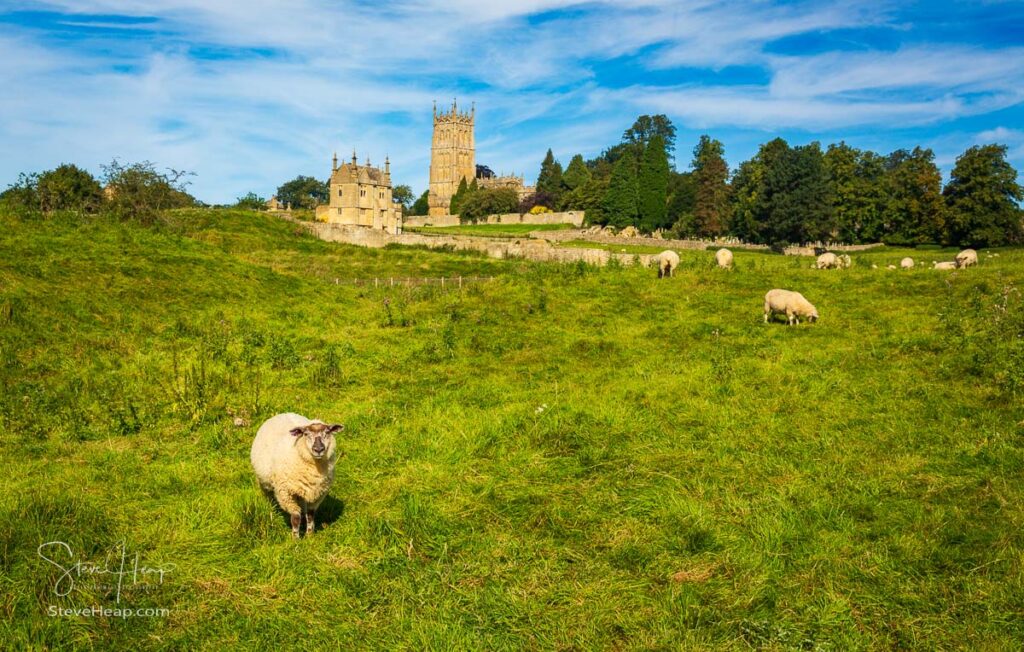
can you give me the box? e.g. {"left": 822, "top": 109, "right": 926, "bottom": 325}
{"left": 2, "top": 208, "right": 1023, "bottom": 649}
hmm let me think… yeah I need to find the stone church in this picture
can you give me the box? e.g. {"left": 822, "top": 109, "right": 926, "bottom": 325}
{"left": 315, "top": 151, "right": 403, "bottom": 234}
{"left": 428, "top": 100, "right": 534, "bottom": 217}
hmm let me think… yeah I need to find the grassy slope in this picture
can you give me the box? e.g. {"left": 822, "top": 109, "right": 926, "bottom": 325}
{"left": 2, "top": 209, "right": 1022, "bottom": 649}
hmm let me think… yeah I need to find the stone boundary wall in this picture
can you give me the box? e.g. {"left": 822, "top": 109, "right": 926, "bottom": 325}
{"left": 297, "top": 220, "right": 652, "bottom": 267}
{"left": 290, "top": 217, "right": 878, "bottom": 268}
{"left": 532, "top": 230, "right": 881, "bottom": 257}
{"left": 403, "top": 211, "right": 585, "bottom": 228}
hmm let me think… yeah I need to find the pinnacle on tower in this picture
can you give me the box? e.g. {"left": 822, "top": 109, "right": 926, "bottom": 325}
{"left": 351, "top": 149, "right": 357, "bottom": 165}
{"left": 384, "top": 155, "right": 390, "bottom": 174}
{"left": 332, "top": 151, "right": 338, "bottom": 172}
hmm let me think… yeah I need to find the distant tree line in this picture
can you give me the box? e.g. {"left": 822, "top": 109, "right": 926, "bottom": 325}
{"left": 0, "top": 160, "right": 198, "bottom": 223}
{"left": 527, "top": 115, "right": 1024, "bottom": 248}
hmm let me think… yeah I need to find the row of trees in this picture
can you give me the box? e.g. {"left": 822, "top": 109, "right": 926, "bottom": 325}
{"left": 531, "top": 115, "right": 1024, "bottom": 247}
{"left": 0, "top": 161, "right": 197, "bottom": 222}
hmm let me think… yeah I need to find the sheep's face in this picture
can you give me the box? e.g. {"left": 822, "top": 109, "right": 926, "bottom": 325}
{"left": 290, "top": 422, "right": 343, "bottom": 461}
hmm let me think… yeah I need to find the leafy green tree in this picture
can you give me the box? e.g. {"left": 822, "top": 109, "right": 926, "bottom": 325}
{"left": 235, "top": 192, "right": 266, "bottom": 210}
{"left": 563, "top": 154, "right": 591, "bottom": 191}
{"left": 450, "top": 177, "right": 470, "bottom": 214}
{"left": 730, "top": 139, "right": 832, "bottom": 245}
{"left": 762, "top": 142, "right": 833, "bottom": 245}
{"left": 622, "top": 114, "right": 677, "bottom": 163}
{"left": 559, "top": 177, "right": 609, "bottom": 225}
{"left": 882, "top": 147, "right": 946, "bottom": 245}
{"left": 276, "top": 176, "right": 328, "bottom": 210}
{"left": 102, "top": 159, "right": 196, "bottom": 224}
{"left": 410, "top": 189, "right": 430, "bottom": 216}
{"left": 36, "top": 164, "right": 103, "bottom": 213}
{"left": 691, "top": 135, "right": 730, "bottom": 237}
{"left": 602, "top": 150, "right": 639, "bottom": 228}
{"left": 536, "top": 149, "right": 564, "bottom": 201}
{"left": 824, "top": 143, "right": 888, "bottom": 243}
{"left": 638, "top": 135, "right": 670, "bottom": 233}
{"left": 666, "top": 171, "right": 697, "bottom": 236}
{"left": 944, "top": 144, "right": 1024, "bottom": 247}
{"left": 392, "top": 184, "right": 414, "bottom": 209}
{"left": 458, "top": 188, "right": 520, "bottom": 223}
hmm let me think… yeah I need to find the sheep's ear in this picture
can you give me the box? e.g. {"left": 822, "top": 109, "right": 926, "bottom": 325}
{"left": 289, "top": 427, "right": 305, "bottom": 437}
{"left": 326, "top": 424, "right": 345, "bottom": 435}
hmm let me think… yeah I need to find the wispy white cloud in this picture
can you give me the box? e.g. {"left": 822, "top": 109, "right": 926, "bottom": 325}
{"left": 1, "top": 0, "right": 1022, "bottom": 201}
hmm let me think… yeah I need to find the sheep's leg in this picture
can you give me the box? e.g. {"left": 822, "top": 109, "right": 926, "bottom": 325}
{"left": 305, "top": 507, "right": 316, "bottom": 535}
{"left": 275, "top": 489, "right": 303, "bottom": 538}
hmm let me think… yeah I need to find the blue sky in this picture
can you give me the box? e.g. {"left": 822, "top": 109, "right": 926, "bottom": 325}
{"left": 2, "top": 0, "right": 1023, "bottom": 204}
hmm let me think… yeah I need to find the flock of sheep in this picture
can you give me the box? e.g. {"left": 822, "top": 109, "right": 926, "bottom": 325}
{"left": 253, "top": 245, "right": 985, "bottom": 536}
{"left": 656, "top": 246, "right": 983, "bottom": 328}
{"left": 880, "top": 248, "right": 980, "bottom": 271}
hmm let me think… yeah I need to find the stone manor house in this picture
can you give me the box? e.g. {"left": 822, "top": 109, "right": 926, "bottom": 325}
{"left": 314, "top": 151, "right": 403, "bottom": 234}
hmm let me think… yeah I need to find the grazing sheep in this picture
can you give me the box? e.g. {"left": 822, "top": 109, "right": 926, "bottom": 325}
{"left": 764, "top": 289, "right": 819, "bottom": 325}
{"left": 955, "top": 248, "right": 978, "bottom": 268}
{"left": 657, "top": 250, "right": 680, "bottom": 278}
{"left": 933, "top": 261, "right": 957, "bottom": 270}
{"left": 251, "top": 413, "right": 344, "bottom": 537}
{"left": 715, "top": 248, "right": 734, "bottom": 269}
{"left": 837, "top": 254, "right": 852, "bottom": 269}
{"left": 900, "top": 257, "right": 914, "bottom": 269}
{"left": 816, "top": 252, "right": 839, "bottom": 269}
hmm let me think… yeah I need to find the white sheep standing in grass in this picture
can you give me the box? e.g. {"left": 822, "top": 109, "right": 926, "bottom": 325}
{"left": 251, "top": 413, "right": 344, "bottom": 537}
{"left": 764, "top": 289, "right": 819, "bottom": 325}
{"left": 955, "top": 249, "right": 978, "bottom": 268}
{"left": 933, "top": 261, "right": 958, "bottom": 270}
{"left": 816, "top": 252, "right": 839, "bottom": 269}
{"left": 837, "top": 254, "right": 852, "bottom": 269}
{"left": 900, "top": 257, "right": 915, "bottom": 269}
{"left": 657, "top": 250, "right": 680, "bottom": 278}
{"left": 715, "top": 248, "right": 733, "bottom": 269}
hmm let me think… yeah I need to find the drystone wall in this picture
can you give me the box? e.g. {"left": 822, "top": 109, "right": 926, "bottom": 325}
{"left": 298, "top": 221, "right": 652, "bottom": 267}
{"left": 532, "top": 229, "right": 880, "bottom": 256}
{"left": 403, "top": 211, "right": 585, "bottom": 228}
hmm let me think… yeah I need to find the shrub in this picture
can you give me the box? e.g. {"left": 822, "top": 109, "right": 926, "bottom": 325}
{"left": 459, "top": 188, "right": 519, "bottom": 223}
{"left": 235, "top": 192, "right": 267, "bottom": 210}
{"left": 941, "top": 283, "right": 1024, "bottom": 397}
{"left": 102, "top": 159, "right": 197, "bottom": 223}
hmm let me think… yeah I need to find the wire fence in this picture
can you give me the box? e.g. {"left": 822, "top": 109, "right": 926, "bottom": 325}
{"left": 332, "top": 275, "right": 496, "bottom": 288}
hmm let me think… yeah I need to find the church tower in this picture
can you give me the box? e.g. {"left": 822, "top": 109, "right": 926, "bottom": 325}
{"left": 428, "top": 99, "right": 475, "bottom": 216}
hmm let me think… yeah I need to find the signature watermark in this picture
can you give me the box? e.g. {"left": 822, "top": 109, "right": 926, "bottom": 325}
{"left": 38, "top": 540, "right": 175, "bottom": 617}
{"left": 48, "top": 605, "right": 170, "bottom": 619}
